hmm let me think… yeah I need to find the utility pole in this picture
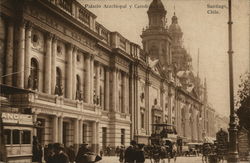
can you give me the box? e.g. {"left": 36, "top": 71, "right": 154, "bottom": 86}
{"left": 227, "top": 0, "right": 239, "bottom": 162}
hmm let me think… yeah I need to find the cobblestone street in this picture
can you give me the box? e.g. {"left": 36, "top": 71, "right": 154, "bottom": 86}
{"left": 99, "top": 156, "right": 250, "bottom": 163}
{"left": 100, "top": 156, "right": 203, "bottom": 163}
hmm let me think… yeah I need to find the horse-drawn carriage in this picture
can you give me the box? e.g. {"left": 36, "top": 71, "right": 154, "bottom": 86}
{"left": 146, "top": 123, "right": 178, "bottom": 163}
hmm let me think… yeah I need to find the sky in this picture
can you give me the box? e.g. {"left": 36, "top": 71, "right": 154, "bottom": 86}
{"left": 79, "top": 0, "right": 250, "bottom": 116}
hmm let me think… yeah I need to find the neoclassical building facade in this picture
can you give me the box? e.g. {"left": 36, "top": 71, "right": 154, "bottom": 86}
{"left": 0, "top": 0, "right": 216, "bottom": 161}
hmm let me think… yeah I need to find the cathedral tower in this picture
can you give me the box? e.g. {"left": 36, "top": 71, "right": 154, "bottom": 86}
{"left": 141, "top": 0, "right": 172, "bottom": 68}
{"left": 169, "top": 13, "right": 192, "bottom": 72}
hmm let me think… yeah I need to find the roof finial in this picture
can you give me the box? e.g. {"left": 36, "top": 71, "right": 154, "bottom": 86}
{"left": 174, "top": 0, "right": 176, "bottom": 15}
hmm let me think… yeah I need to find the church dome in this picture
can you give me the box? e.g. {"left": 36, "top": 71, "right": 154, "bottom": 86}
{"left": 148, "top": 0, "right": 166, "bottom": 13}
{"left": 169, "top": 13, "right": 182, "bottom": 33}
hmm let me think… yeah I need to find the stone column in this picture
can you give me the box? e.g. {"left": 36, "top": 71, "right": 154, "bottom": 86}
{"left": 79, "top": 120, "right": 83, "bottom": 144}
{"left": 53, "top": 116, "right": 58, "bottom": 142}
{"left": 122, "top": 73, "right": 126, "bottom": 113}
{"left": 72, "top": 47, "right": 77, "bottom": 100}
{"left": 51, "top": 36, "right": 57, "bottom": 94}
{"left": 44, "top": 33, "right": 53, "bottom": 94}
{"left": 92, "top": 121, "right": 97, "bottom": 153}
{"left": 184, "top": 107, "right": 190, "bottom": 139}
{"left": 96, "top": 121, "right": 100, "bottom": 153}
{"left": 5, "top": 20, "right": 14, "bottom": 85}
{"left": 161, "top": 88, "right": 166, "bottom": 122}
{"left": 16, "top": 20, "right": 26, "bottom": 88}
{"left": 145, "top": 80, "right": 150, "bottom": 134}
{"left": 58, "top": 116, "right": 63, "bottom": 143}
{"left": 66, "top": 43, "right": 73, "bottom": 99}
{"left": 33, "top": 113, "right": 38, "bottom": 136}
{"left": 193, "top": 110, "right": 198, "bottom": 141}
{"left": 85, "top": 55, "right": 91, "bottom": 103}
{"left": 129, "top": 66, "right": 135, "bottom": 139}
{"left": 124, "top": 74, "right": 129, "bottom": 114}
{"left": 95, "top": 62, "right": 100, "bottom": 105}
{"left": 74, "top": 119, "right": 79, "bottom": 150}
{"left": 90, "top": 56, "right": 94, "bottom": 104}
{"left": 168, "top": 91, "right": 173, "bottom": 124}
{"left": 24, "top": 22, "right": 32, "bottom": 89}
{"left": 111, "top": 68, "right": 117, "bottom": 111}
{"left": 104, "top": 67, "right": 110, "bottom": 111}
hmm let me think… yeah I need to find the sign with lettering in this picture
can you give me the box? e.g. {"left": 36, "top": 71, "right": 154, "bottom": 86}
{"left": 238, "top": 128, "right": 250, "bottom": 160}
{"left": 2, "top": 112, "right": 33, "bottom": 125}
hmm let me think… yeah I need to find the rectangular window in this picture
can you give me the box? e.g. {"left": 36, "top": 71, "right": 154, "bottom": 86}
{"left": 141, "top": 113, "right": 145, "bottom": 129}
{"left": 102, "top": 127, "right": 107, "bottom": 149}
{"left": 4, "top": 129, "right": 11, "bottom": 145}
{"left": 121, "top": 129, "right": 125, "bottom": 145}
{"left": 12, "top": 130, "right": 20, "bottom": 144}
{"left": 63, "top": 122, "right": 68, "bottom": 146}
{"left": 22, "top": 130, "right": 31, "bottom": 144}
{"left": 82, "top": 124, "right": 86, "bottom": 143}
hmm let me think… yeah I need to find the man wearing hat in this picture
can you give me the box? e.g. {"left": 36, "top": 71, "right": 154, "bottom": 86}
{"left": 124, "top": 140, "right": 137, "bottom": 163}
{"left": 75, "top": 143, "right": 90, "bottom": 163}
{"left": 53, "top": 143, "right": 69, "bottom": 163}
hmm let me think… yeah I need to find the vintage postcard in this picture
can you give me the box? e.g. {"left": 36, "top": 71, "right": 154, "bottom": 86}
{"left": 0, "top": 0, "right": 249, "bottom": 162}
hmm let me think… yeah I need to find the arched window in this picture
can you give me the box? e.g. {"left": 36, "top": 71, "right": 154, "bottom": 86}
{"left": 29, "top": 58, "right": 39, "bottom": 90}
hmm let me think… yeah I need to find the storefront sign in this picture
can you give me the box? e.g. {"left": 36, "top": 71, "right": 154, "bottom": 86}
{"left": 1, "top": 112, "right": 33, "bottom": 125}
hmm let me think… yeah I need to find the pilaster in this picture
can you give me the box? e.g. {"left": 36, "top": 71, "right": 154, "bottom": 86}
{"left": 72, "top": 46, "right": 77, "bottom": 100}
{"left": 66, "top": 43, "right": 73, "bottom": 99}
{"left": 51, "top": 35, "right": 57, "bottom": 94}
{"left": 85, "top": 54, "right": 91, "bottom": 103}
{"left": 5, "top": 19, "right": 14, "bottom": 85}
{"left": 16, "top": 19, "right": 26, "bottom": 88}
{"left": 53, "top": 115, "right": 58, "bottom": 142}
{"left": 44, "top": 32, "right": 53, "bottom": 94}
{"left": 104, "top": 67, "right": 110, "bottom": 111}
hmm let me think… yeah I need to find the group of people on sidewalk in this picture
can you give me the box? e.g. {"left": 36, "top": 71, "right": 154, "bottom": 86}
{"left": 118, "top": 140, "right": 145, "bottom": 163}
{"left": 32, "top": 139, "right": 101, "bottom": 163}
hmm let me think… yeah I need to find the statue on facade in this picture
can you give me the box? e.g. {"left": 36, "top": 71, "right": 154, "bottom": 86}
{"left": 33, "top": 78, "right": 38, "bottom": 90}
{"left": 93, "top": 94, "right": 96, "bottom": 104}
{"left": 58, "top": 84, "right": 63, "bottom": 96}
{"left": 96, "top": 96, "right": 99, "bottom": 105}
{"left": 76, "top": 90, "right": 83, "bottom": 101}
{"left": 28, "top": 75, "right": 33, "bottom": 89}
{"left": 55, "top": 85, "right": 59, "bottom": 95}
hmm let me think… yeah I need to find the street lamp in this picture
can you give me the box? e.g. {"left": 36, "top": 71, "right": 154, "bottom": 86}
{"left": 227, "top": 0, "right": 240, "bottom": 162}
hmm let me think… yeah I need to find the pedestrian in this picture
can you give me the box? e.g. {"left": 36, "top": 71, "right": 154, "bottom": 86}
{"left": 66, "top": 145, "right": 76, "bottom": 163}
{"left": 32, "top": 136, "right": 43, "bottom": 163}
{"left": 75, "top": 143, "right": 91, "bottom": 163}
{"left": 100, "top": 149, "right": 103, "bottom": 157}
{"left": 45, "top": 143, "right": 54, "bottom": 163}
{"left": 53, "top": 143, "right": 69, "bottom": 163}
{"left": 119, "top": 145, "right": 125, "bottom": 163}
{"left": 124, "top": 140, "right": 137, "bottom": 163}
{"left": 135, "top": 144, "right": 145, "bottom": 163}
{"left": 106, "top": 145, "right": 112, "bottom": 156}
{"left": 115, "top": 146, "right": 120, "bottom": 156}
{"left": 37, "top": 144, "right": 43, "bottom": 163}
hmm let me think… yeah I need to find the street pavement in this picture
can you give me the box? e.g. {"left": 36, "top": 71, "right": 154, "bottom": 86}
{"left": 100, "top": 156, "right": 204, "bottom": 163}
{"left": 99, "top": 156, "right": 250, "bottom": 163}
